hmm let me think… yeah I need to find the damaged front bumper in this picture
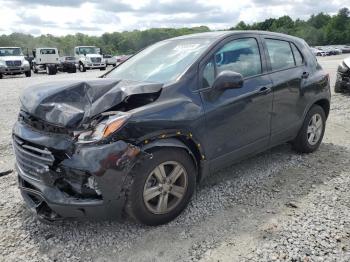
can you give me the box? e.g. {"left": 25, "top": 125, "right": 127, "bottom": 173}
{"left": 12, "top": 121, "right": 148, "bottom": 222}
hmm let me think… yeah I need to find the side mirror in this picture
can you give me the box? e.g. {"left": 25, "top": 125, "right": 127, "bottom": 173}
{"left": 213, "top": 71, "right": 244, "bottom": 90}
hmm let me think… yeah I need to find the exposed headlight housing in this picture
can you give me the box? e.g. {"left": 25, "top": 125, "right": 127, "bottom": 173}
{"left": 22, "top": 60, "right": 29, "bottom": 66}
{"left": 75, "top": 113, "right": 130, "bottom": 144}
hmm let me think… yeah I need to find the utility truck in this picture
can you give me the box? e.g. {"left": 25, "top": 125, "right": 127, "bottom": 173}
{"left": 32, "top": 48, "right": 60, "bottom": 75}
{"left": 0, "top": 47, "right": 31, "bottom": 79}
{"left": 74, "top": 46, "right": 106, "bottom": 72}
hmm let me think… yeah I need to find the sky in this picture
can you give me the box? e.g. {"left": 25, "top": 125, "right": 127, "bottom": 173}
{"left": 0, "top": 0, "right": 348, "bottom": 36}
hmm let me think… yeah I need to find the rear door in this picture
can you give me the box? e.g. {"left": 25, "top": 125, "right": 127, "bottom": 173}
{"left": 199, "top": 35, "right": 274, "bottom": 170}
{"left": 261, "top": 37, "right": 307, "bottom": 145}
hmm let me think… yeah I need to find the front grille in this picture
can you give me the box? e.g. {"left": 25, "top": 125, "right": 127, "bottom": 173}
{"left": 6, "top": 60, "right": 21, "bottom": 67}
{"left": 13, "top": 136, "right": 55, "bottom": 181}
{"left": 90, "top": 57, "right": 101, "bottom": 63}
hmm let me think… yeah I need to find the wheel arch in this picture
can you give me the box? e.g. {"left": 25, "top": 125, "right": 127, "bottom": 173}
{"left": 141, "top": 137, "right": 205, "bottom": 182}
{"left": 314, "top": 99, "right": 330, "bottom": 119}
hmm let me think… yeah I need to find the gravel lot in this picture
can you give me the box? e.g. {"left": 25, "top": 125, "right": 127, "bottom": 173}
{"left": 0, "top": 55, "right": 350, "bottom": 262}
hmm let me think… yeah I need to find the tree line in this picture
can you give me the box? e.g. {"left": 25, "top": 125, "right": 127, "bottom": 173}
{"left": 0, "top": 8, "right": 349, "bottom": 56}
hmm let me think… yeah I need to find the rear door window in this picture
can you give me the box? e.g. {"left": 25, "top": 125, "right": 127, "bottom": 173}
{"left": 265, "top": 39, "right": 295, "bottom": 71}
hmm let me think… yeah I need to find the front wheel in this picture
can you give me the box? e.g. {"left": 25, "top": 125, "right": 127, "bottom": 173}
{"left": 292, "top": 105, "right": 326, "bottom": 153}
{"left": 126, "top": 148, "right": 196, "bottom": 226}
{"left": 79, "top": 63, "right": 86, "bottom": 72}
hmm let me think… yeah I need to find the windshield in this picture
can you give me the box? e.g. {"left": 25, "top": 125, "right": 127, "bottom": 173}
{"left": 79, "top": 47, "right": 98, "bottom": 55}
{"left": 106, "top": 38, "right": 213, "bottom": 83}
{"left": 0, "top": 48, "right": 23, "bottom": 56}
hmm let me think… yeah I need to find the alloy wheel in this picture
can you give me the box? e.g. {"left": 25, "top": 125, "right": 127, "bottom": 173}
{"left": 143, "top": 161, "right": 188, "bottom": 214}
{"left": 307, "top": 113, "right": 323, "bottom": 146}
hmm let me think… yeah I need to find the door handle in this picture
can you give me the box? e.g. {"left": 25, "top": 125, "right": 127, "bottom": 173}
{"left": 302, "top": 72, "right": 310, "bottom": 79}
{"left": 258, "top": 86, "right": 272, "bottom": 94}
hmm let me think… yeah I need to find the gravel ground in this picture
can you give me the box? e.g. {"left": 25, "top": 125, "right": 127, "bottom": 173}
{"left": 0, "top": 55, "right": 350, "bottom": 262}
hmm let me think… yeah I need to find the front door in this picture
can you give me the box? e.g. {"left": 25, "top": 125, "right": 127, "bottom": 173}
{"left": 199, "top": 36, "right": 273, "bottom": 170}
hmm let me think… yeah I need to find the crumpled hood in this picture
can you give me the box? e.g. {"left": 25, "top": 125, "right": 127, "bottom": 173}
{"left": 20, "top": 79, "right": 163, "bottom": 129}
{"left": 0, "top": 56, "right": 25, "bottom": 62}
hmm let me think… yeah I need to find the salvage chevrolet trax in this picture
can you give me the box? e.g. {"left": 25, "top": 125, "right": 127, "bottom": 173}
{"left": 13, "top": 31, "right": 331, "bottom": 225}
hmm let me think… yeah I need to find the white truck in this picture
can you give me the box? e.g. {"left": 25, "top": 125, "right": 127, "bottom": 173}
{"left": 32, "top": 48, "right": 60, "bottom": 75}
{"left": 74, "top": 46, "right": 106, "bottom": 72}
{"left": 0, "top": 47, "right": 31, "bottom": 79}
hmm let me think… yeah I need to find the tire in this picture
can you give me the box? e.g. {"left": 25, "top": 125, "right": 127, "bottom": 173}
{"left": 126, "top": 148, "right": 196, "bottom": 226}
{"left": 25, "top": 70, "right": 31, "bottom": 77}
{"left": 79, "top": 63, "right": 86, "bottom": 72}
{"left": 33, "top": 64, "right": 38, "bottom": 74}
{"left": 46, "top": 65, "right": 56, "bottom": 75}
{"left": 100, "top": 67, "right": 106, "bottom": 71}
{"left": 292, "top": 105, "right": 326, "bottom": 153}
{"left": 51, "top": 65, "right": 57, "bottom": 75}
{"left": 113, "top": 64, "right": 116, "bottom": 67}
{"left": 0, "top": 74, "right": 3, "bottom": 79}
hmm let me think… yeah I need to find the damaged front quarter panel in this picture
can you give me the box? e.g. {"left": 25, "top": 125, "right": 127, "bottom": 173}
{"left": 58, "top": 140, "right": 151, "bottom": 219}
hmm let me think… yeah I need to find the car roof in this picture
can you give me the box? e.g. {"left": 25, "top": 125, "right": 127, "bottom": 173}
{"left": 169, "top": 30, "right": 304, "bottom": 43}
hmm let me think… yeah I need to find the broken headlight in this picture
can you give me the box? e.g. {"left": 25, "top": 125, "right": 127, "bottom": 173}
{"left": 75, "top": 113, "right": 130, "bottom": 144}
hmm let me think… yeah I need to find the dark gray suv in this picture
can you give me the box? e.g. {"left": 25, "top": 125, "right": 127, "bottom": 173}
{"left": 13, "top": 31, "right": 330, "bottom": 225}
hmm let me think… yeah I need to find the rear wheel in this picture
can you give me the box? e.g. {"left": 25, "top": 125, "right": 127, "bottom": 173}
{"left": 0, "top": 73, "right": 3, "bottom": 79}
{"left": 126, "top": 148, "right": 196, "bottom": 226}
{"left": 292, "top": 105, "right": 326, "bottom": 153}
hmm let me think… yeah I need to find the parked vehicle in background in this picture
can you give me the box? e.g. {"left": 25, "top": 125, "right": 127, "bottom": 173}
{"left": 103, "top": 54, "right": 117, "bottom": 66}
{"left": 0, "top": 47, "right": 31, "bottom": 79}
{"left": 341, "top": 46, "right": 350, "bottom": 54}
{"left": 74, "top": 46, "right": 106, "bottom": 72}
{"left": 322, "top": 47, "right": 342, "bottom": 55}
{"left": 116, "top": 54, "right": 132, "bottom": 64}
{"left": 58, "top": 56, "right": 77, "bottom": 73}
{"left": 32, "top": 48, "right": 60, "bottom": 75}
{"left": 335, "top": 56, "right": 350, "bottom": 93}
{"left": 311, "top": 47, "right": 327, "bottom": 56}
{"left": 13, "top": 31, "right": 330, "bottom": 226}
